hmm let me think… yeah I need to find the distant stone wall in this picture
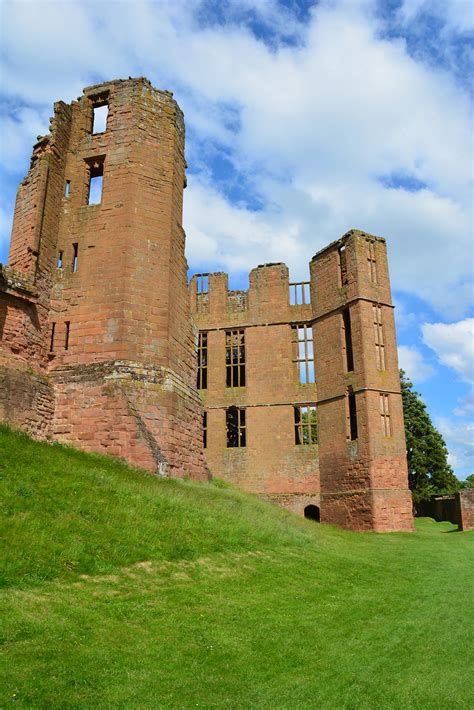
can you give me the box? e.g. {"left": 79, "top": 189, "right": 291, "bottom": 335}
{"left": 416, "top": 491, "right": 474, "bottom": 531}
{"left": 458, "top": 490, "right": 474, "bottom": 531}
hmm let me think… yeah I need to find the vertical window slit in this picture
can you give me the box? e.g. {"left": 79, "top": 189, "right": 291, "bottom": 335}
{"left": 64, "top": 321, "right": 70, "bottom": 351}
{"left": 72, "top": 243, "right": 78, "bottom": 273}
{"left": 367, "top": 240, "right": 377, "bottom": 283}
{"left": 347, "top": 390, "right": 358, "bottom": 441}
{"left": 342, "top": 308, "right": 354, "bottom": 372}
{"left": 338, "top": 245, "right": 348, "bottom": 286}
{"left": 57, "top": 251, "right": 63, "bottom": 269}
{"left": 49, "top": 322, "right": 56, "bottom": 353}
{"left": 380, "top": 394, "right": 391, "bottom": 436}
{"left": 203, "top": 412, "right": 207, "bottom": 449}
{"left": 65, "top": 180, "right": 70, "bottom": 198}
{"left": 373, "top": 304, "right": 386, "bottom": 370}
{"left": 197, "top": 332, "right": 208, "bottom": 389}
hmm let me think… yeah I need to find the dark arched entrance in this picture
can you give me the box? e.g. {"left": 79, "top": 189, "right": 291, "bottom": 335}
{"left": 304, "top": 504, "right": 320, "bottom": 522}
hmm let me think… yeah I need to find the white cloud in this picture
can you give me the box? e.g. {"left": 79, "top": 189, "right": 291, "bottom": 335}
{"left": 0, "top": 106, "right": 49, "bottom": 169}
{"left": 436, "top": 417, "right": 474, "bottom": 475}
{"left": 398, "top": 345, "right": 435, "bottom": 382}
{"left": 454, "top": 388, "right": 474, "bottom": 417}
{"left": 0, "top": 0, "right": 472, "bottom": 317}
{"left": 398, "top": 0, "right": 474, "bottom": 33}
{"left": 422, "top": 319, "right": 474, "bottom": 383}
{"left": 423, "top": 319, "right": 474, "bottom": 438}
{"left": 184, "top": 174, "right": 307, "bottom": 277}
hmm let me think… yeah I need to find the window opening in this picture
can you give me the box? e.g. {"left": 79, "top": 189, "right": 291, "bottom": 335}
{"left": 203, "top": 412, "right": 207, "bottom": 449}
{"left": 367, "top": 241, "right": 377, "bottom": 283}
{"left": 197, "top": 332, "right": 208, "bottom": 389}
{"left": 65, "top": 180, "right": 70, "bottom": 198}
{"left": 304, "top": 505, "right": 320, "bottom": 522}
{"left": 342, "top": 308, "right": 354, "bottom": 372}
{"left": 49, "top": 322, "right": 56, "bottom": 353}
{"left": 92, "top": 97, "right": 109, "bottom": 134}
{"left": 72, "top": 243, "right": 78, "bottom": 273}
{"left": 290, "top": 281, "right": 311, "bottom": 305}
{"left": 196, "top": 274, "right": 209, "bottom": 294}
{"left": 294, "top": 404, "right": 317, "bottom": 445}
{"left": 338, "top": 245, "right": 348, "bottom": 286}
{"left": 195, "top": 273, "right": 209, "bottom": 314}
{"left": 226, "top": 407, "right": 246, "bottom": 448}
{"left": 292, "top": 324, "right": 315, "bottom": 383}
{"left": 86, "top": 159, "right": 104, "bottom": 205}
{"left": 57, "top": 251, "right": 63, "bottom": 269}
{"left": 347, "top": 389, "right": 358, "bottom": 441}
{"left": 380, "top": 394, "right": 391, "bottom": 436}
{"left": 373, "top": 304, "right": 386, "bottom": 370}
{"left": 226, "top": 330, "right": 245, "bottom": 387}
{"left": 64, "top": 321, "right": 70, "bottom": 351}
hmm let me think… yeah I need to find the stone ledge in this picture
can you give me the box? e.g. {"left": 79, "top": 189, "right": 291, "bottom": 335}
{"left": 0, "top": 265, "right": 38, "bottom": 301}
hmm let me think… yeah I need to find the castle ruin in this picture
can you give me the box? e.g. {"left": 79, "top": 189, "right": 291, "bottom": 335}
{"left": 0, "top": 78, "right": 413, "bottom": 532}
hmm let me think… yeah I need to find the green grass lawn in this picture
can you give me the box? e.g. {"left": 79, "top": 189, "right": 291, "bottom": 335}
{"left": 1, "top": 424, "right": 472, "bottom": 709}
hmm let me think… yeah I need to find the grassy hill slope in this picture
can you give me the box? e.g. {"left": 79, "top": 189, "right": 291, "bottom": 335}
{"left": 0, "top": 425, "right": 472, "bottom": 709}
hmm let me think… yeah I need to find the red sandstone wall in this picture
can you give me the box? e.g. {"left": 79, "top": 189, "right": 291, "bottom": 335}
{"left": 0, "top": 101, "right": 73, "bottom": 438}
{"left": 1, "top": 79, "right": 207, "bottom": 481}
{"left": 44, "top": 79, "right": 207, "bottom": 479}
{"left": 458, "top": 490, "right": 474, "bottom": 531}
{"left": 192, "top": 264, "right": 320, "bottom": 513}
{"left": 312, "top": 230, "right": 413, "bottom": 532}
{"left": 0, "top": 79, "right": 413, "bottom": 530}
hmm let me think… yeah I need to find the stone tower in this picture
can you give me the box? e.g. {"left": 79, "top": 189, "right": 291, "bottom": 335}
{"left": 0, "top": 78, "right": 208, "bottom": 480}
{"left": 311, "top": 230, "right": 413, "bottom": 531}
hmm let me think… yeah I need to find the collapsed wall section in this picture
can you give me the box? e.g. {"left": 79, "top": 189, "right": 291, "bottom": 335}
{"left": 0, "top": 99, "right": 73, "bottom": 438}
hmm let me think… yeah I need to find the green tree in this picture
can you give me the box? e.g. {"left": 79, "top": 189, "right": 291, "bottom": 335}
{"left": 400, "top": 370, "right": 460, "bottom": 503}
{"left": 460, "top": 473, "right": 474, "bottom": 489}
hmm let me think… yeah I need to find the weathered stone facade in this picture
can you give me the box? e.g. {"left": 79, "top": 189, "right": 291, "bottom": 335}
{"left": 0, "top": 78, "right": 207, "bottom": 481}
{"left": 0, "top": 78, "right": 413, "bottom": 531}
{"left": 191, "top": 231, "right": 413, "bottom": 531}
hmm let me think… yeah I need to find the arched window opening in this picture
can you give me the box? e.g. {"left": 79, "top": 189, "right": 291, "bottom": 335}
{"left": 304, "top": 504, "right": 320, "bottom": 522}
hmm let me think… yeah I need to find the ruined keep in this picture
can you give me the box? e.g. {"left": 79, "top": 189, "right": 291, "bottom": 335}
{"left": 0, "top": 78, "right": 414, "bottom": 531}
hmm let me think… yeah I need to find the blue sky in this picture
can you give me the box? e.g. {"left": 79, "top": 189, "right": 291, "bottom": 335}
{"left": 0, "top": 0, "right": 472, "bottom": 478}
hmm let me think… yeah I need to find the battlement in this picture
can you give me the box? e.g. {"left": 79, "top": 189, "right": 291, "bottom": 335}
{"left": 190, "top": 262, "right": 313, "bottom": 328}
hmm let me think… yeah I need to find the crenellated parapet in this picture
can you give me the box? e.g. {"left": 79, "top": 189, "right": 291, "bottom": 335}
{"left": 190, "top": 262, "right": 313, "bottom": 329}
